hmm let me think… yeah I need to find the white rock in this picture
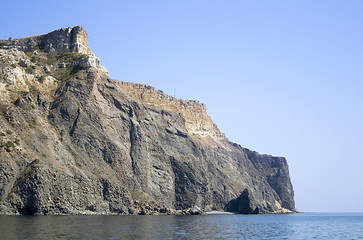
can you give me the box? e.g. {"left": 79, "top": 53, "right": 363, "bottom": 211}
{"left": 79, "top": 54, "right": 100, "bottom": 69}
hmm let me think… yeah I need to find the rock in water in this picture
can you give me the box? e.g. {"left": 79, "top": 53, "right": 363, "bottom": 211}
{"left": 0, "top": 26, "right": 295, "bottom": 215}
{"left": 189, "top": 206, "right": 202, "bottom": 215}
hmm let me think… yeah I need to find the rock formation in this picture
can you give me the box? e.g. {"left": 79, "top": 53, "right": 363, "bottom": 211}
{"left": 1, "top": 26, "right": 91, "bottom": 54}
{"left": 0, "top": 26, "right": 295, "bottom": 215}
{"left": 117, "top": 81, "right": 225, "bottom": 138}
{"left": 224, "top": 189, "right": 260, "bottom": 214}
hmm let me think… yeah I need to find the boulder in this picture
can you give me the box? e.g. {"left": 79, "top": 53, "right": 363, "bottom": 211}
{"left": 128, "top": 207, "right": 135, "bottom": 215}
{"left": 189, "top": 206, "right": 202, "bottom": 215}
{"left": 139, "top": 207, "right": 147, "bottom": 215}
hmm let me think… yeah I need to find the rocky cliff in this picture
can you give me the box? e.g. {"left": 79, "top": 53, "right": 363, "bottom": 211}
{"left": 1, "top": 26, "right": 91, "bottom": 54}
{"left": 117, "top": 81, "right": 225, "bottom": 139}
{"left": 0, "top": 26, "right": 295, "bottom": 215}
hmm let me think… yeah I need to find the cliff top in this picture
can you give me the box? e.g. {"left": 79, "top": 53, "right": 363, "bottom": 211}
{"left": 0, "top": 26, "right": 91, "bottom": 55}
{"left": 1, "top": 26, "right": 226, "bottom": 139}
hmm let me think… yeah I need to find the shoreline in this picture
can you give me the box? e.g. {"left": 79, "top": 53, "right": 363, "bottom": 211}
{"left": 204, "top": 211, "right": 235, "bottom": 215}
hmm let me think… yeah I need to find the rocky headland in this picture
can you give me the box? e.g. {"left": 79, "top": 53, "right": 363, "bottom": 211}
{"left": 0, "top": 26, "right": 295, "bottom": 215}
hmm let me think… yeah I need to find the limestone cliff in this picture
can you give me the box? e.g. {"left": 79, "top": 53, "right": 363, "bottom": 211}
{"left": 0, "top": 26, "right": 295, "bottom": 215}
{"left": 117, "top": 81, "right": 225, "bottom": 139}
{"left": 1, "top": 26, "right": 91, "bottom": 54}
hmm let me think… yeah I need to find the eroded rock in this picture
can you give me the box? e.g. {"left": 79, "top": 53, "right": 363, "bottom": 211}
{"left": 0, "top": 26, "right": 295, "bottom": 215}
{"left": 224, "top": 189, "right": 260, "bottom": 214}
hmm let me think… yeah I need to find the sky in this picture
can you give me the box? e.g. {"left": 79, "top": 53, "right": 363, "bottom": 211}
{"left": 1, "top": 0, "right": 363, "bottom": 212}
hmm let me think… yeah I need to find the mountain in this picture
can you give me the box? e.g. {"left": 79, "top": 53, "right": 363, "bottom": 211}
{"left": 0, "top": 26, "right": 295, "bottom": 215}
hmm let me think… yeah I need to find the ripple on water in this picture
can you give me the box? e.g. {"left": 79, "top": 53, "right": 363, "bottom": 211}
{"left": 0, "top": 213, "right": 362, "bottom": 240}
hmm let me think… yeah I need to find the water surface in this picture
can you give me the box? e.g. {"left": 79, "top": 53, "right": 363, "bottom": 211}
{"left": 0, "top": 212, "right": 362, "bottom": 239}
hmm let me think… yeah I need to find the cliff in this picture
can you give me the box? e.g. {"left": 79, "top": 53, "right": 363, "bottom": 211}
{"left": 117, "top": 81, "right": 225, "bottom": 139}
{"left": 0, "top": 26, "right": 295, "bottom": 215}
{"left": 1, "top": 26, "right": 91, "bottom": 54}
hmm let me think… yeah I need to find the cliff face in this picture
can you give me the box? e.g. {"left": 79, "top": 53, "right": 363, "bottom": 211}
{"left": 1, "top": 26, "right": 91, "bottom": 54}
{"left": 117, "top": 81, "right": 225, "bottom": 139}
{"left": 0, "top": 26, "right": 295, "bottom": 215}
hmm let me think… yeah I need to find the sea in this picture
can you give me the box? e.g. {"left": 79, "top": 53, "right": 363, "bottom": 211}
{"left": 0, "top": 212, "right": 362, "bottom": 240}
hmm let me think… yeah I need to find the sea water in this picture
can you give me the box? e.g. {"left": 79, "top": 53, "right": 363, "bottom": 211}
{"left": 0, "top": 212, "right": 362, "bottom": 239}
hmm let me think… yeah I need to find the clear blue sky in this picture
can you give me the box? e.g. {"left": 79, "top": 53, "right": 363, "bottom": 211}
{"left": 2, "top": 0, "right": 363, "bottom": 212}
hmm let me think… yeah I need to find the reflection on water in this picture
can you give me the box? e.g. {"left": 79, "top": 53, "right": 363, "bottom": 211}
{"left": 0, "top": 213, "right": 362, "bottom": 239}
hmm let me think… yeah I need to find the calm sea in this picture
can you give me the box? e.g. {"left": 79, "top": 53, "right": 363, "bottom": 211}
{"left": 0, "top": 212, "right": 362, "bottom": 239}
